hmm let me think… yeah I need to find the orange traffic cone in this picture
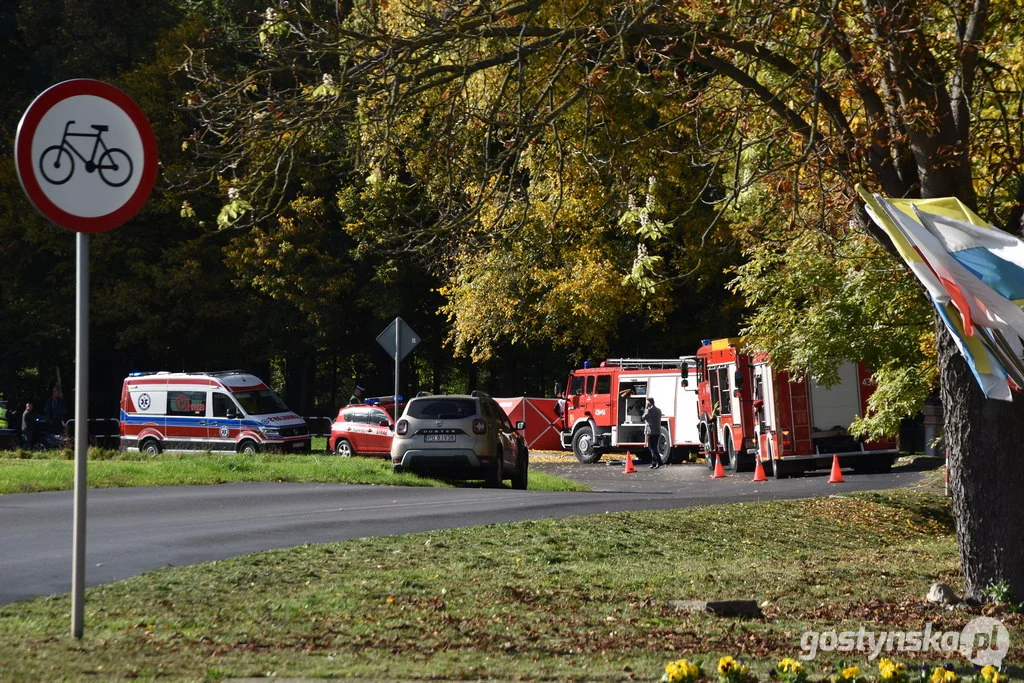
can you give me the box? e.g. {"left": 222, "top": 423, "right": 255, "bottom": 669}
{"left": 623, "top": 451, "right": 637, "bottom": 474}
{"left": 752, "top": 460, "right": 767, "bottom": 482}
{"left": 712, "top": 454, "right": 727, "bottom": 479}
{"left": 828, "top": 455, "right": 845, "bottom": 483}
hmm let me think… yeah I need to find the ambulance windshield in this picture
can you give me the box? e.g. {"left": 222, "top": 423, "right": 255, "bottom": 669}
{"left": 233, "top": 389, "right": 290, "bottom": 416}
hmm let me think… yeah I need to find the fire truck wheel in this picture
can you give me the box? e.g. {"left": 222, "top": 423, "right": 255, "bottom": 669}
{"left": 657, "top": 425, "right": 672, "bottom": 464}
{"left": 571, "top": 425, "right": 601, "bottom": 464}
{"left": 140, "top": 438, "right": 161, "bottom": 455}
{"left": 771, "top": 456, "right": 789, "bottom": 479}
{"left": 486, "top": 449, "right": 504, "bottom": 488}
{"left": 726, "top": 436, "right": 741, "bottom": 474}
{"left": 698, "top": 417, "right": 713, "bottom": 453}
{"left": 238, "top": 439, "right": 258, "bottom": 455}
{"left": 333, "top": 438, "right": 354, "bottom": 457}
{"left": 706, "top": 448, "right": 720, "bottom": 472}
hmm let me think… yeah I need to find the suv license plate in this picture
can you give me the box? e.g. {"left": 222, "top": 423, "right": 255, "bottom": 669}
{"left": 425, "top": 434, "right": 456, "bottom": 442}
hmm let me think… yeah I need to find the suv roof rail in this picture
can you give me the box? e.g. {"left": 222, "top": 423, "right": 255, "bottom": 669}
{"left": 470, "top": 390, "right": 492, "bottom": 398}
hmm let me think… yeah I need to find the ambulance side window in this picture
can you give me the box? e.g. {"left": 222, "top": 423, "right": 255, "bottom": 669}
{"left": 168, "top": 391, "right": 207, "bottom": 416}
{"left": 213, "top": 393, "right": 236, "bottom": 418}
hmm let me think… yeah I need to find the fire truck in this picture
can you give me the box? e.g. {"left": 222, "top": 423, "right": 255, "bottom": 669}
{"left": 556, "top": 358, "right": 701, "bottom": 464}
{"left": 691, "top": 338, "right": 898, "bottom": 478}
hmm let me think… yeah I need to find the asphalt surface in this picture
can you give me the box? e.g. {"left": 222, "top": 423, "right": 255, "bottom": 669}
{"left": 0, "top": 458, "right": 933, "bottom": 605}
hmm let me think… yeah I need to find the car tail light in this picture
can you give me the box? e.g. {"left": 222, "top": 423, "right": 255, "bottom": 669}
{"left": 396, "top": 419, "right": 408, "bottom": 436}
{"left": 472, "top": 418, "right": 487, "bottom": 435}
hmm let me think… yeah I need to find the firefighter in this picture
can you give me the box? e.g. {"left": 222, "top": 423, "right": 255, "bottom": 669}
{"left": 643, "top": 398, "right": 663, "bottom": 469}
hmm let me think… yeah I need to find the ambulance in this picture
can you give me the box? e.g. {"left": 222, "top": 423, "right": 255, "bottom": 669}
{"left": 119, "top": 371, "right": 311, "bottom": 454}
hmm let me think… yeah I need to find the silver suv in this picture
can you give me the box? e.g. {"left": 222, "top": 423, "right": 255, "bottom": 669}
{"left": 391, "top": 392, "right": 529, "bottom": 489}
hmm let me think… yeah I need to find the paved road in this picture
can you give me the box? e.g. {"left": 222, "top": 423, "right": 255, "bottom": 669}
{"left": 0, "top": 460, "right": 927, "bottom": 605}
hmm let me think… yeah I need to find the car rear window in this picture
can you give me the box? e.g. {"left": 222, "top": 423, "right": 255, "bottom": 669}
{"left": 407, "top": 398, "right": 477, "bottom": 419}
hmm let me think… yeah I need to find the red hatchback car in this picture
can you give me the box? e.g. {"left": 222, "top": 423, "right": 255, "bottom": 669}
{"left": 327, "top": 404, "right": 395, "bottom": 457}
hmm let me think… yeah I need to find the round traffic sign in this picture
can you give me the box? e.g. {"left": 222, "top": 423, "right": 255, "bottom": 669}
{"left": 15, "top": 79, "right": 158, "bottom": 233}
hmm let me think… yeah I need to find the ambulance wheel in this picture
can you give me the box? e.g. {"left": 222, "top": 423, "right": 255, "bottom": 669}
{"left": 140, "top": 438, "right": 161, "bottom": 455}
{"left": 333, "top": 438, "right": 354, "bottom": 457}
{"left": 572, "top": 426, "right": 600, "bottom": 464}
{"left": 238, "top": 439, "right": 258, "bottom": 455}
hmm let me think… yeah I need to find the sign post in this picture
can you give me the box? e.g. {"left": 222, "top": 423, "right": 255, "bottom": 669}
{"left": 376, "top": 317, "right": 421, "bottom": 411}
{"left": 15, "top": 79, "right": 157, "bottom": 639}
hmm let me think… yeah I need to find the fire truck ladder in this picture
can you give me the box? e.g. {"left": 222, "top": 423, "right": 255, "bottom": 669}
{"left": 605, "top": 358, "right": 694, "bottom": 370}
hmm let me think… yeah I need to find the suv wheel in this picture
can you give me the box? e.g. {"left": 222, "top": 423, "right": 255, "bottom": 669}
{"left": 486, "top": 449, "right": 504, "bottom": 488}
{"left": 510, "top": 449, "right": 528, "bottom": 490}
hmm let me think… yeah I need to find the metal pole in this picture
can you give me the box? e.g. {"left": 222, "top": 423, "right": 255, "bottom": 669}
{"left": 394, "top": 318, "right": 400, "bottom": 411}
{"left": 71, "top": 232, "right": 89, "bottom": 638}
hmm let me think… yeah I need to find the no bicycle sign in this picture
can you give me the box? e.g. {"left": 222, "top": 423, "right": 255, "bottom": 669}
{"left": 15, "top": 79, "right": 158, "bottom": 232}
{"left": 14, "top": 79, "right": 159, "bottom": 639}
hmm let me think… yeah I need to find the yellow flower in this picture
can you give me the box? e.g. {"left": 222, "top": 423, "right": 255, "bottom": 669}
{"left": 931, "top": 668, "right": 960, "bottom": 683}
{"left": 778, "top": 658, "right": 804, "bottom": 674}
{"left": 878, "top": 658, "right": 907, "bottom": 681}
{"left": 718, "top": 656, "right": 737, "bottom": 674}
{"left": 980, "top": 666, "right": 1007, "bottom": 683}
{"left": 840, "top": 666, "right": 861, "bottom": 681}
{"left": 663, "top": 658, "right": 701, "bottom": 683}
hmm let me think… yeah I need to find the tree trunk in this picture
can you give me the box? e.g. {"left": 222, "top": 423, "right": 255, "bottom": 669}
{"left": 937, "top": 322, "right": 1024, "bottom": 601}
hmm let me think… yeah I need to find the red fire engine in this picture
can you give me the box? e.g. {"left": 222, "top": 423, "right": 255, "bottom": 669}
{"left": 557, "top": 358, "right": 701, "bottom": 464}
{"left": 692, "top": 338, "right": 898, "bottom": 478}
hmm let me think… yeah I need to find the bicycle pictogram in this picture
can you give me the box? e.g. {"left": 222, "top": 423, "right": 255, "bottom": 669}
{"left": 38, "top": 120, "right": 134, "bottom": 188}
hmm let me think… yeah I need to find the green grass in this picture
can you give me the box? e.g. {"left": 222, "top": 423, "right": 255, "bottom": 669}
{"left": 1, "top": 487, "right": 1019, "bottom": 681}
{"left": 0, "top": 444, "right": 589, "bottom": 494}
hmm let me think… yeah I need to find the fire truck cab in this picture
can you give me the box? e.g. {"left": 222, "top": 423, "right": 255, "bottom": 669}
{"left": 557, "top": 358, "right": 700, "bottom": 464}
{"left": 693, "top": 338, "right": 898, "bottom": 478}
